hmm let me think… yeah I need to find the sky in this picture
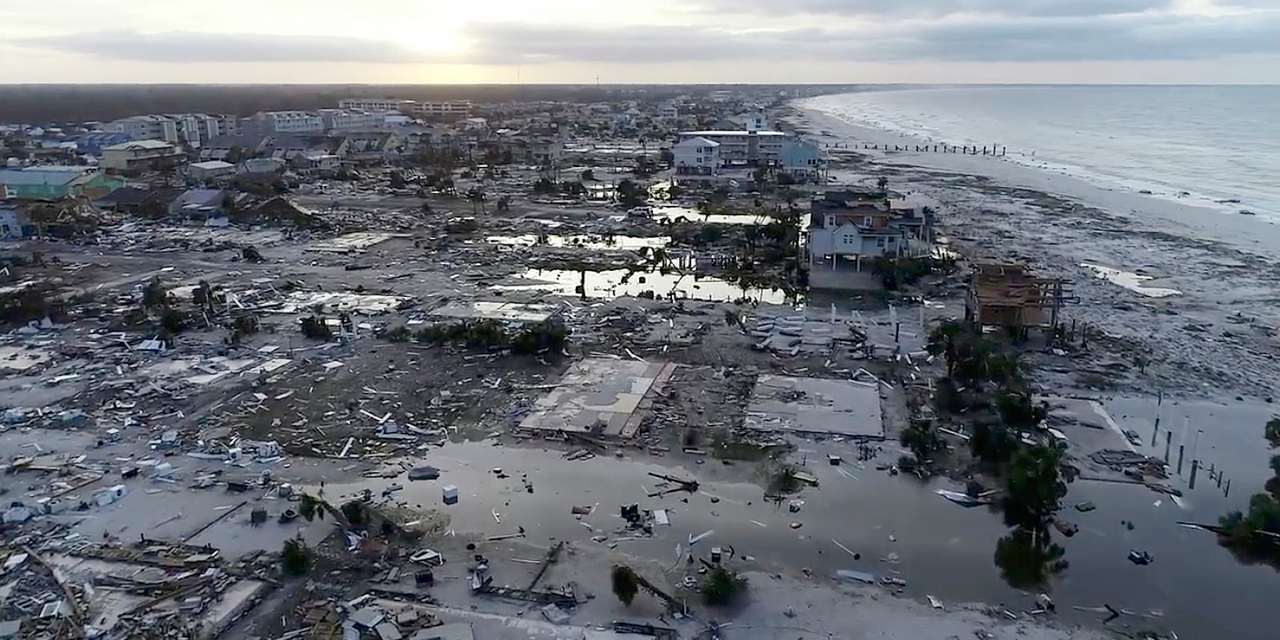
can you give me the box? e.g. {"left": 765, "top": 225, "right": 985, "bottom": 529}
{"left": 1, "top": 0, "right": 1277, "bottom": 84}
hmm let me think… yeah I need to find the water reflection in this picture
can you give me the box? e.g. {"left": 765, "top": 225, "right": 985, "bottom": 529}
{"left": 993, "top": 528, "right": 1069, "bottom": 591}
{"left": 485, "top": 234, "right": 670, "bottom": 250}
{"left": 494, "top": 267, "right": 793, "bottom": 304}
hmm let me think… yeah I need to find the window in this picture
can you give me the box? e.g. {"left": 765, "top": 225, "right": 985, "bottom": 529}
{"left": 863, "top": 216, "right": 873, "bottom": 227}
{"left": 887, "top": 237, "right": 896, "bottom": 244}
{"left": 877, "top": 238, "right": 886, "bottom": 248}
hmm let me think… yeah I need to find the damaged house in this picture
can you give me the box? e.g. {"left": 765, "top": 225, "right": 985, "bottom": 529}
{"left": 965, "top": 261, "right": 1069, "bottom": 331}
{"left": 808, "top": 190, "right": 933, "bottom": 269}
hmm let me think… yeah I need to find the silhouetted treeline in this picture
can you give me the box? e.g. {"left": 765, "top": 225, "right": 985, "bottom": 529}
{"left": 0, "top": 84, "right": 858, "bottom": 125}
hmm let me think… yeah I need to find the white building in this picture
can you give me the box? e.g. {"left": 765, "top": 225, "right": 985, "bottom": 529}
{"left": 104, "top": 115, "right": 177, "bottom": 143}
{"left": 338, "top": 98, "right": 414, "bottom": 112}
{"left": 677, "top": 130, "right": 787, "bottom": 165}
{"left": 100, "top": 140, "right": 182, "bottom": 171}
{"left": 778, "top": 140, "right": 824, "bottom": 178}
{"left": 187, "top": 160, "right": 236, "bottom": 181}
{"left": 317, "top": 109, "right": 385, "bottom": 131}
{"left": 411, "top": 101, "right": 472, "bottom": 117}
{"left": 672, "top": 137, "right": 720, "bottom": 176}
{"left": 293, "top": 151, "right": 341, "bottom": 173}
{"left": 254, "top": 111, "right": 324, "bottom": 134}
{"left": 657, "top": 102, "right": 680, "bottom": 119}
{"left": 740, "top": 111, "right": 768, "bottom": 132}
{"left": 104, "top": 114, "right": 235, "bottom": 147}
{"left": 168, "top": 114, "right": 236, "bottom": 147}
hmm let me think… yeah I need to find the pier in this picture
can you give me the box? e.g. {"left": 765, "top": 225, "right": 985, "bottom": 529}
{"left": 826, "top": 142, "right": 1009, "bottom": 156}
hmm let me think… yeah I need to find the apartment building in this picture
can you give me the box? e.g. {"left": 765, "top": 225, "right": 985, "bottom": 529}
{"left": 104, "top": 114, "right": 236, "bottom": 147}
{"left": 317, "top": 109, "right": 386, "bottom": 131}
{"left": 410, "top": 101, "right": 472, "bottom": 117}
{"left": 253, "top": 111, "right": 325, "bottom": 134}
{"left": 338, "top": 98, "right": 414, "bottom": 113}
{"left": 104, "top": 115, "right": 177, "bottom": 144}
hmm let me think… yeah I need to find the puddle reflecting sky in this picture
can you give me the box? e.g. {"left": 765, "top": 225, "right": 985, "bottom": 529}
{"left": 495, "top": 268, "right": 791, "bottom": 304}
{"left": 311, "top": 436, "right": 1278, "bottom": 640}
{"left": 1081, "top": 263, "right": 1181, "bottom": 297}
{"left": 485, "top": 234, "right": 670, "bottom": 250}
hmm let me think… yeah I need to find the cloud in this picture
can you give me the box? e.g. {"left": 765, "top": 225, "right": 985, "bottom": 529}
{"left": 14, "top": 9, "right": 1279, "bottom": 68}
{"left": 896, "top": 12, "right": 1280, "bottom": 61}
{"left": 17, "top": 30, "right": 442, "bottom": 64}
{"left": 459, "top": 12, "right": 1279, "bottom": 65}
{"left": 695, "top": 0, "right": 1176, "bottom": 18}
{"left": 458, "top": 23, "right": 779, "bottom": 64}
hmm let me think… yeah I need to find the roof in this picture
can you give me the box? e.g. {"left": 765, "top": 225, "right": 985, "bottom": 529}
{"left": 173, "top": 189, "right": 224, "bottom": 207}
{"left": 408, "top": 623, "right": 474, "bottom": 640}
{"left": 103, "top": 140, "right": 174, "bottom": 151}
{"left": 190, "top": 160, "right": 234, "bottom": 170}
{"left": 675, "top": 137, "right": 719, "bottom": 148}
{"left": 0, "top": 166, "right": 95, "bottom": 186}
{"left": 680, "top": 130, "right": 787, "bottom": 137}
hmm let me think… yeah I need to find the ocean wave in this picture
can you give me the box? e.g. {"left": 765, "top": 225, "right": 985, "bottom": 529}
{"left": 800, "top": 88, "right": 1279, "bottom": 222}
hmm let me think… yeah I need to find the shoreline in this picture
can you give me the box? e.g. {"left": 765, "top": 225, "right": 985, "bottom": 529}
{"left": 782, "top": 101, "right": 1280, "bottom": 403}
{"left": 787, "top": 101, "right": 1280, "bottom": 259}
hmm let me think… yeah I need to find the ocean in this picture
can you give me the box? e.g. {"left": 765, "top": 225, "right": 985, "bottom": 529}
{"left": 800, "top": 85, "right": 1280, "bottom": 221}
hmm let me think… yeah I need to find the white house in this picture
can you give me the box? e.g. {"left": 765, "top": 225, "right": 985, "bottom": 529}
{"left": 657, "top": 102, "right": 679, "bottom": 119}
{"left": 187, "top": 160, "right": 236, "bottom": 182}
{"left": 740, "top": 111, "right": 768, "bottom": 132}
{"left": 672, "top": 137, "right": 721, "bottom": 176}
{"left": 100, "top": 140, "right": 182, "bottom": 171}
{"left": 293, "top": 151, "right": 341, "bottom": 173}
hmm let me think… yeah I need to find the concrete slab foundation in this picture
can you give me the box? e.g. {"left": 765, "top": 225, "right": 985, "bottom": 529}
{"left": 744, "top": 375, "right": 883, "bottom": 437}
{"left": 518, "top": 359, "right": 677, "bottom": 438}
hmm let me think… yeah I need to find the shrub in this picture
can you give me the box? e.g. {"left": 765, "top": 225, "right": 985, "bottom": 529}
{"left": 160, "top": 307, "right": 185, "bottom": 334}
{"left": 611, "top": 565, "right": 639, "bottom": 606}
{"left": 281, "top": 539, "right": 311, "bottom": 576}
{"left": 300, "top": 315, "right": 334, "bottom": 341}
{"left": 703, "top": 567, "right": 747, "bottom": 605}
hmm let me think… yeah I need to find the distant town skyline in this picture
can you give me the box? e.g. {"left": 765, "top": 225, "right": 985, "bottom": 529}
{"left": 1, "top": 0, "right": 1276, "bottom": 84}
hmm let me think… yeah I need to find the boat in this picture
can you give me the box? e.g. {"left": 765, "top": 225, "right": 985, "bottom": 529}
{"left": 936, "top": 489, "right": 985, "bottom": 507}
{"left": 1128, "top": 550, "right": 1153, "bottom": 565}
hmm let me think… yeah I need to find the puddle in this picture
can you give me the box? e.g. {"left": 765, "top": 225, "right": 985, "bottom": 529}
{"left": 308, "top": 436, "right": 1277, "bottom": 640}
{"left": 485, "top": 234, "right": 670, "bottom": 250}
{"left": 649, "top": 206, "right": 772, "bottom": 226}
{"left": 494, "top": 268, "right": 791, "bottom": 304}
{"left": 1081, "top": 263, "right": 1181, "bottom": 297}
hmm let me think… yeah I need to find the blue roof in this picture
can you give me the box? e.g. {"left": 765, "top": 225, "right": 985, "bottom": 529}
{"left": 0, "top": 166, "right": 96, "bottom": 186}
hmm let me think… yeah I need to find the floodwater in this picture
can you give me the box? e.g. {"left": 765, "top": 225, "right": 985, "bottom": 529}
{"left": 1080, "top": 263, "right": 1182, "bottom": 298}
{"left": 494, "top": 268, "right": 791, "bottom": 304}
{"left": 484, "top": 234, "right": 670, "bottom": 250}
{"left": 317, "top": 432, "right": 1279, "bottom": 640}
{"left": 649, "top": 206, "right": 772, "bottom": 226}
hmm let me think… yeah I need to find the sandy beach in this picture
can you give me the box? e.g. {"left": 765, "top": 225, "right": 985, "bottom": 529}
{"left": 786, "top": 103, "right": 1280, "bottom": 405}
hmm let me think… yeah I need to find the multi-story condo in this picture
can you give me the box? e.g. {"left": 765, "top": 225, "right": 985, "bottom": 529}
{"left": 337, "top": 98, "right": 414, "bottom": 113}
{"left": 253, "top": 111, "right": 325, "bottom": 134}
